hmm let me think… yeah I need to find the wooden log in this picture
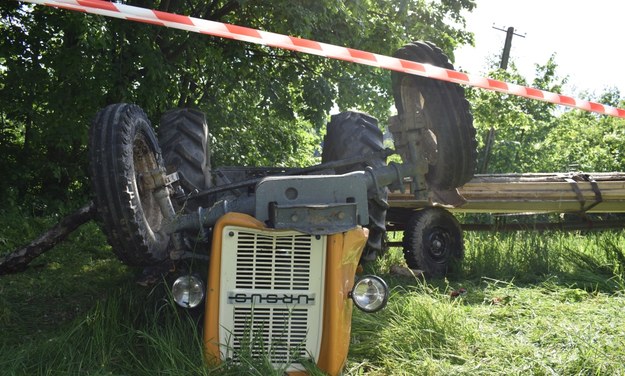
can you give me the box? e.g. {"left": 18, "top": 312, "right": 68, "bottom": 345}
{"left": 389, "top": 172, "right": 625, "bottom": 213}
{"left": 0, "top": 201, "right": 96, "bottom": 275}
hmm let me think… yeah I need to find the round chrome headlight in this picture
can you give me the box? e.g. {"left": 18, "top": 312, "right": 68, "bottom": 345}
{"left": 350, "top": 275, "right": 389, "bottom": 313}
{"left": 172, "top": 275, "right": 205, "bottom": 308}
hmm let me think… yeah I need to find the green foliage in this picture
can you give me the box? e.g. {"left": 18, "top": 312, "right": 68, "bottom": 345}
{"left": 467, "top": 57, "right": 563, "bottom": 173}
{"left": 0, "top": 0, "right": 475, "bottom": 210}
{"left": 467, "top": 55, "right": 625, "bottom": 174}
{"left": 537, "top": 96, "right": 625, "bottom": 172}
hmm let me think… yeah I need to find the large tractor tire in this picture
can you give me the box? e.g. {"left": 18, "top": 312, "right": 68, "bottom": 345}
{"left": 392, "top": 41, "right": 477, "bottom": 190}
{"left": 89, "top": 103, "right": 170, "bottom": 266}
{"left": 158, "top": 108, "right": 212, "bottom": 211}
{"left": 402, "top": 207, "right": 464, "bottom": 278}
{"left": 322, "top": 111, "right": 389, "bottom": 261}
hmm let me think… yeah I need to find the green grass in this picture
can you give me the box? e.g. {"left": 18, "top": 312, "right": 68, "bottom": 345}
{"left": 2, "top": 208, "right": 625, "bottom": 375}
{"left": 348, "top": 274, "right": 625, "bottom": 375}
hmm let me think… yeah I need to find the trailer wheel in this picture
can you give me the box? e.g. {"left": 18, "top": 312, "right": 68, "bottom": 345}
{"left": 322, "top": 111, "right": 389, "bottom": 261}
{"left": 392, "top": 41, "right": 477, "bottom": 190}
{"left": 159, "top": 108, "right": 212, "bottom": 211}
{"left": 89, "top": 103, "right": 170, "bottom": 266}
{"left": 402, "top": 207, "right": 463, "bottom": 277}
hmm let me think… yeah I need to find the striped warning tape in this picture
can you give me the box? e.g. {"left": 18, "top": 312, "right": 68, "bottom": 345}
{"left": 18, "top": 0, "right": 625, "bottom": 118}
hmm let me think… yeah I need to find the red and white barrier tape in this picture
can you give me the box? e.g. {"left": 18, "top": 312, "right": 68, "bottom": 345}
{"left": 18, "top": 0, "right": 625, "bottom": 119}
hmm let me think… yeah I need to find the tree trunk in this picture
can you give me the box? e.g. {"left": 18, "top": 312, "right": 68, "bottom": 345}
{"left": 0, "top": 201, "right": 96, "bottom": 275}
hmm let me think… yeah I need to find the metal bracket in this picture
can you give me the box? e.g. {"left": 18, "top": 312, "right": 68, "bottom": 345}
{"left": 564, "top": 173, "right": 604, "bottom": 213}
{"left": 141, "top": 168, "right": 179, "bottom": 190}
{"left": 137, "top": 168, "right": 185, "bottom": 259}
{"left": 388, "top": 115, "right": 429, "bottom": 200}
{"left": 255, "top": 173, "right": 369, "bottom": 233}
{"left": 269, "top": 202, "right": 358, "bottom": 235}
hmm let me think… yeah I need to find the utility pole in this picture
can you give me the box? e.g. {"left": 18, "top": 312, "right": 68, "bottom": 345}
{"left": 492, "top": 25, "right": 525, "bottom": 70}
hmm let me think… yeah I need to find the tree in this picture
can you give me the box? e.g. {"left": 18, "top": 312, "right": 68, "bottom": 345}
{"left": 0, "top": 0, "right": 476, "bottom": 212}
{"left": 538, "top": 88, "right": 625, "bottom": 172}
{"left": 467, "top": 56, "right": 565, "bottom": 173}
{"left": 467, "top": 54, "right": 625, "bottom": 174}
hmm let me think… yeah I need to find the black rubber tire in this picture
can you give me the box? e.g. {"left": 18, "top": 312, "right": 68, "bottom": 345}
{"left": 89, "top": 103, "right": 170, "bottom": 266}
{"left": 402, "top": 207, "right": 463, "bottom": 278}
{"left": 392, "top": 41, "right": 477, "bottom": 190}
{"left": 322, "top": 111, "right": 389, "bottom": 261}
{"left": 158, "top": 108, "right": 211, "bottom": 211}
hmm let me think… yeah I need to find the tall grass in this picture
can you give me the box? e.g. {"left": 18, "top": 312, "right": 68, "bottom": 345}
{"left": 346, "top": 229, "right": 625, "bottom": 375}
{"left": 348, "top": 277, "right": 625, "bottom": 375}
{"left": 462, "top": 230, "right": 625, "bottom": 290}
{"left": 0, "top": 283, "right": 206, "bottom": 375}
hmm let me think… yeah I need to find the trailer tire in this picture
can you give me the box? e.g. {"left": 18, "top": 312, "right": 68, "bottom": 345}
{"left": 159, "top": 108, "right": 212, "bottom": 211}
{"left": 402, "top": 207, "right": 463, "bottom": 277}
{"left": 392, "top": 41, "right": 477, "bottom": 190}
{"left": 322, "top": 111, "right": 389, "bottom": 261}
{"left": 89, "top": 103, "right": 170, "bottom": 266}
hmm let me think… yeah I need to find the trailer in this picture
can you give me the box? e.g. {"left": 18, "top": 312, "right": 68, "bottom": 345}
{"left": 382, "top": 172, "right": 625, "bottom": 277}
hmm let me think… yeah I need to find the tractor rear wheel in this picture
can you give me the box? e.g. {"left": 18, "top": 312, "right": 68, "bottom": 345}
{"left": 322, "top": 111, "right": 389, "bottom": 261}
{"left": 89, "top": 103, "right": 170, "bottom": 266}
{"left": 392, "top": 41, "right": 477, "bottom": 190}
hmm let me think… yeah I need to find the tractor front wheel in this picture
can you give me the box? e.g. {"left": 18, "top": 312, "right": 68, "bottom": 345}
{"left": 159, "top": 108, "right": 212, "bottom": 211}
{"left": 322, "top": 111, "right": 389, "bottom": 261}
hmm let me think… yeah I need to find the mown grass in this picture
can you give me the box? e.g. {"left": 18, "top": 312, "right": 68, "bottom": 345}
{"left": 349, "top": 231, "right": 625, "bottom": 375}
{"left": 2, "top": 207, "right": 625, "bottom": 375}
{"left": 349, "top": 268, "right": 625, "bottom": 375}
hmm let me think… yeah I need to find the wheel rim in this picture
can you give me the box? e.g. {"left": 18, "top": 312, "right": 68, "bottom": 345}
{"left": 133, "top": 133, "right": 163, "bottom": 232}
{"left": 426, "top": 226, "right": 451, "bottom": 263}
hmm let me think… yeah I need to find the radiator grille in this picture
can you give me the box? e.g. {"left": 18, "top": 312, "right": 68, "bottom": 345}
{"left": 235, "top": 232, "right": 313, "bottom": 290}
{"left": 231, "top": 307, "right": 309, "bottom": 363}
{"left": 219, "top": 226, "right": 326, "bottom": 371}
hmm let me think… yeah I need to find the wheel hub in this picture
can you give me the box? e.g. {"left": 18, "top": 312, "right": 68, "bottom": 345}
{"left": 133, "top": 136, "right": 163, "bottom": 232}
{"left": 428, "top": 228, "right": 449, "bottom": 261}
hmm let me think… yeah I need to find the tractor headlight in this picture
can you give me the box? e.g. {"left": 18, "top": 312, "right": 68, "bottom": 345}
{"left": 350, "top": 275, "right": 389, "bottom": 313}
{"left": 172, "top": 275, "right": 205, "bottom": 308}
